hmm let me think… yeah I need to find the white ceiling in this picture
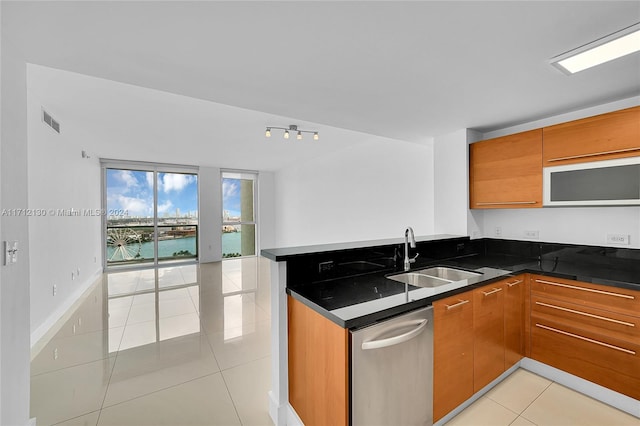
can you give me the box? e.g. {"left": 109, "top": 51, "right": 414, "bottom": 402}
{"left": 5, "top": 1, "right": 640, "bottom": 167}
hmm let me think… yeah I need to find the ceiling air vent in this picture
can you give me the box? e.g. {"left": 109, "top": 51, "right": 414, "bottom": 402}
{"left": 42, "top": 108, "right": 60, "bottom": 133}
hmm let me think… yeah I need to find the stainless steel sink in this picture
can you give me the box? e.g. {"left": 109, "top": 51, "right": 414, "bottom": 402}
{"left": 415, "top": 266, "right": 481, "bottom": 281}
{"left": 387, "top": 272, "right": 451, "bottom": 288}
{"left": 387, "top": 266, "right": 482, "bottom": 289}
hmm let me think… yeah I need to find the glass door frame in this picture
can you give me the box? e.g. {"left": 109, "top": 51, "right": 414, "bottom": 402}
{"left": 101, "top": 159, "right": 199, "bottom": 270}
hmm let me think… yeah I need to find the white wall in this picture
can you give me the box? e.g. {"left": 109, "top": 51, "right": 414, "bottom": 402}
{"left": 1, "top": 20, "right": 32, "bottom": 425}
{"left": 26, "top": 80, "right": 103, "bottom": 344}
{"left": 273, "top": 136, "right": 434, "bottom": 247}
{"left": 258, "top": 171, "right": 276, "bottom": 250}
{"left": 198, "top": 166, "right": 222, "bottom": 263}
{"left": 478, "top": 97, "right": 640, "bottom": 249}
{"left": 433, "top": 129, "right": 483, "bottom": 237}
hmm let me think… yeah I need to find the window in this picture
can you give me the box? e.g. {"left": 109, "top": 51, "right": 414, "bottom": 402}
{"left": 103, "top": 163, "right": 198, "bottom": 267}
{"left": 221, "top": 171, "right": 257, "bottom": 258}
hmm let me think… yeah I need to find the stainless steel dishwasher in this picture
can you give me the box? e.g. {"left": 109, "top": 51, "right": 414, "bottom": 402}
{"left": 351, "top": 306, "right": 433, "bottom": 426}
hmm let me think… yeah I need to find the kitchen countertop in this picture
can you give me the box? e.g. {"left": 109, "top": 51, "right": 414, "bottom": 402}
{"left": 264, "top": 237, "right": 640, "bottom": 329}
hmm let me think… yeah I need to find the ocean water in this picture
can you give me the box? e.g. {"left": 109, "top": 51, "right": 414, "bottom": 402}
{"left": 107, "top": 233, "right": 243, "bottom": 262}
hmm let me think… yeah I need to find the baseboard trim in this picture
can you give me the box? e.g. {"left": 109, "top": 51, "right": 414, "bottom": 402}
{"left": 30, "top": 268, "right": 102, "bottom": 359}
{"left": 520, "top": 358, "right": 640, "bottom": 418}
{"left": 268, "top": 391, "right": 304, "bottom": 426}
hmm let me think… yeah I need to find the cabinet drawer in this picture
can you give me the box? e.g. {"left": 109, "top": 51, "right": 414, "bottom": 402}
{"left": 531, "top": 318, "right": 640, "bottom": 399}
{"left": 531, "top": 295, "right": 639, "bottom": 344}
{"left": 531, "top": 275, "right": 640, "bottom": 317}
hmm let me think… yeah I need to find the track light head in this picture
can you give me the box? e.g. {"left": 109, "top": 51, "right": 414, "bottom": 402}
{"left": 265, "top": 128, "right": 271, "bottom": 137}
{"left": 284, "top": 130, "right": 290, "bottom": 139}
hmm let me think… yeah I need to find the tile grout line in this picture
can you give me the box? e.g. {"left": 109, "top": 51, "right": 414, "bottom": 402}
{"left": 95, "top": 291, "right": 135, "bottom": 426}
{"left": 515, "top": 380, "right": 555, "bottom": 424}
{"left": 219, "top": 367, "right": 244, "bottom": 425}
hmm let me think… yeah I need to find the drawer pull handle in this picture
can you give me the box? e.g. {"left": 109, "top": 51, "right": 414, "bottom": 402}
{"left": 535, "top": 279, "right": 635, "bottom": 300}
{"left": 476, "top": 201, "right": 537, "bottom": 206}
{"left": 535, "top": 324, "right": 636, "bottom": 355}
{"left": 482, "top": 288, "right": 503, "bottom": 296}
{"left": 535, "top": 301, "right": 636, "bottom": 327}
{"left": 445, "top": 299, "right": 470, "bottom": 310}
{"left": 547, "top": 147, "right": 640, "bottom": 162}
{"left": 507, "top": 280, "right": 523, "bottom": 287}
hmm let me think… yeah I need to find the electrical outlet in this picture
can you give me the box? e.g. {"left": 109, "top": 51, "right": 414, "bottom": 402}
{"left": 53, "top": 348, "right": 58, "bottom": 360}
{"left": 53, "top": 285, "right": 57, "bottom": 296}
{"left": 607, "top": 233, "right": 630, "bottom": 245}
{"left": 318, "top": 261, "right": 335, "bottom": 274}
{"left": 495, "top": 227, "right": 502, "bottom": 237}
{"left": 524, "top": 230, "right": 539, "bottom": 239}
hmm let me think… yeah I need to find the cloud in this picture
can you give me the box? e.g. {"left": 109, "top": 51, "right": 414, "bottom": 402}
{"left": 146, "top": 172, "right": 154, "bottom": 190}
{"left": 114, "top": 170, "right": 139, "bottom": 193}
{"left": 116, "top": 195, "right": 152, "bottom": 217}
{"left": 157, "top": 200, "right": 174, "bottom": 215}
{"left": 222, "top": 179, "right": 239, "bottom": 200}
{"left": 161, "top": 173, "right": 195, "bottom": 193}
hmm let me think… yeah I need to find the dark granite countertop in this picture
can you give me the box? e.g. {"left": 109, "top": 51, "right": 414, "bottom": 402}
{"left": 266, "top": 237, "right": 640, "bottom": 329}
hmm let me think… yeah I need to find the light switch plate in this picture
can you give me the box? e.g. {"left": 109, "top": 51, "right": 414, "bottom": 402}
{"left": 4, "top": 241, "right": 18, "bottom": 265}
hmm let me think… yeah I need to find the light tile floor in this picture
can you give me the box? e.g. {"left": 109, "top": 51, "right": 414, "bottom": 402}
{"left": 30, "top": 259, "right": 272, "bottom": 426}
{"left": 31, "top": 259, "right": 638, "bottom": 426}
{"left": 445, "top": 369, "right": 640, "bottom": 426}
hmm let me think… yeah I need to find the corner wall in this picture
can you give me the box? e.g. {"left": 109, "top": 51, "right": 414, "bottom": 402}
{"left": 273, "top": 136, "right": 434, "bottom": 247}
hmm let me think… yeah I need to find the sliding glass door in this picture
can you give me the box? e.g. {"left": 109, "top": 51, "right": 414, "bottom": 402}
{"left": 103, "top": 163, "right": 198, "bottom": 268}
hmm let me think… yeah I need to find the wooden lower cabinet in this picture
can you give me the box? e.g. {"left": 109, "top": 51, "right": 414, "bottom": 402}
{"left": 287, "top": 296, "right": 349, "bottom": 426}
{"left": 433, "top": 292, "right": 474, "bottom": 422}
{"left": 473, "top": 282, "right": 505, "bottom": 392}
{"left": 504, "top": 275, "right": 527, "bottom": 367}
{"left": 530, "top": 275, "right": 640, "bottom": 400}
{"left": 434, "top": 276, "right": 527, "bottom": 421}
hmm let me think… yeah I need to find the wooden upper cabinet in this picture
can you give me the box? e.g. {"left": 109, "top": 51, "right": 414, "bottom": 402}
{"left": 543, "top": 106, "right": 640, "bottom": 166}
{"left": 470, "top": 129, "right": 543, "bottom": 209}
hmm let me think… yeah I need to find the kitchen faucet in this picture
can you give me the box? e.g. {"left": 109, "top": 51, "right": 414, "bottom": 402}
{"left": 404, "top": 227, "right": 419, "bottom": 271}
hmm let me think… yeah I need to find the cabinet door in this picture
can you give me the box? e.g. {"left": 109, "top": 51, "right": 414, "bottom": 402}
{"left": 470, "top": 129, "right": 543, "bottom": 209}
{"left": 543, "top": 106, "right": 640, "bottom": 166}
{"left": 504, "top": 275, "right": 526, "bottom": 367}
{"left": 433, "top": 292, "right": 474, "bottom": 422}
{"left": 288, "top": 296, "right": 349, "bottom": 426}
{"left": 473, "top": 282, "right": 505, "bottom": 391}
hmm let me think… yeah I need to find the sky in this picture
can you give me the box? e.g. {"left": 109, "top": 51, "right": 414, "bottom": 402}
{"left": 106, "top": 169, "right": 198, "bottom": 218}
{"left": 222, "top": 178, "right": 241, "bottom": 217}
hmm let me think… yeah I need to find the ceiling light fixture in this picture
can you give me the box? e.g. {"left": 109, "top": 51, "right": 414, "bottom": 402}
{"left": 265, "top": 124, "right": 319, "bottom": 141}
{"left": 550, "top": 22, "right": 640, "bottom": 74}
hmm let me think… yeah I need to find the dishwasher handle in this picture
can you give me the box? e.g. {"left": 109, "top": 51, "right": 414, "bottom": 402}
{"left": 361, "top": 319, "right": 429, "bottom": 350}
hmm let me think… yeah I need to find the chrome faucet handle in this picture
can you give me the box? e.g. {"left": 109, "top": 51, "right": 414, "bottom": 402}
{"left": 409, "top": 253, "right": 419, "bottom": 263}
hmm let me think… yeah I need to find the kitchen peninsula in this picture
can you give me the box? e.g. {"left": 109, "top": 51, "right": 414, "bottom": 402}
{"left": 262, "top": 235, "right": 640, "bottom": 426}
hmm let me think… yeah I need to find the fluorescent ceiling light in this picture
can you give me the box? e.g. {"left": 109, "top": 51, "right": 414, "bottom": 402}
{"left": 551, "top": 22, "right": 640, "bottom": 74}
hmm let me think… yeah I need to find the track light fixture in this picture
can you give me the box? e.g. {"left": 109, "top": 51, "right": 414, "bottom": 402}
{"left": 265, "top": 124, "right": 319, "bottom": 140}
